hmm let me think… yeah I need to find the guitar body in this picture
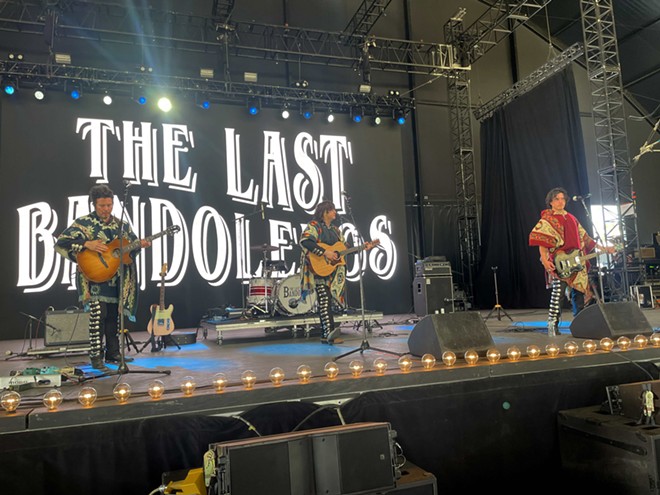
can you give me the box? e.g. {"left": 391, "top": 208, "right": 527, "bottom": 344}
{"left": 147, "top": 304, "right": 175, "bottom": 336}
{"left": 76, "top": 237, "right": 133, "bottom": 283}
{"left": 308, "top": 242, "right": 348, "bottom": 277}
{"left": 554, "top": 248, "right": 589, "bottom": 279}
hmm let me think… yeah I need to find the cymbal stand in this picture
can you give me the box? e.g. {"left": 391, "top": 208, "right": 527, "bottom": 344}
{"left": 484, "top": 266, "right": 512, "bottom": 322}
{"left": 334, "top": 193, "right": 402, "bottom": 362}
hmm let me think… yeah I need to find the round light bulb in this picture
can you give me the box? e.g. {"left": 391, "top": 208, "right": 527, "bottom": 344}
{"left": 545, "top": 343, "right": 561, "bottom": 357}
{"left": 526, "top": 345, "right": 541, "bottom": 359}
{"left": 634, "top": 334, "right": 649, "bottom": 349}
{"left": 421, "top": 354, "right": 437, "bottom": 370}
{"left": 180, "top": 376, "right": 196, "bottom": 396}
{"left": 213, "top": 373, "right": 228, "bottom": 392}
{"left": 507, "top": 346, "right": 522, "bottom": 361}
{"left": 582, "top": 340, "right": 597, "bottom": 353}
{"left": 617, "top": 336, "right": 631, "bottom": 350}
{"left": 397, "top": 355, "right": 413, "bottom": 372}
{"left": 241, "top": 370, "right": 257, "bottom": 389}
{"left": 486, "top": 348, "right": 501, "bottom": 363}
{"left": 650, "top": 333, "right": 660, "bottom": 347}
{"left": 442, "top": 351, "right": 457, "bottom": 366}
{"left": 464, "top": 349, "right": 479, "bottom": 365}
{"left": 1, "top": 391, "right": 21, "bottom": 413}
{"left": 599, "top": 337, "right": 614, "bottom": 351}
{"left": 324, "top": 362, "right": 339, "bottom": 379}
{"left": 42, "top": 389, "right": 63, "bottom": 410}
{"left": 373, "top": 358, "right": 388, "bottom": 375}
{"left": 349, "top": 360, "right": 364, "bottom": 377}
{"left": 269, "top": 367, "right": 285, "bottom": 386}
{"left": 78, "top": 387, "right": 97, "bottom": 407}
{"left": 113, "top": 382, "right": 132, "bottom": 403}
{"left": 564, "top": 341, "right": 579, "bottom": 355}
{"left": 296, "top": 365, "right": 312, "bottom": 383}
{"left": 148, "top": 379, "right": 165, "bottom": 400}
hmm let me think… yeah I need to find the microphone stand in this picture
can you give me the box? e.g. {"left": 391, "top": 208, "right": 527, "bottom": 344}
{"left": 333, "top": 194, "right": 402, "bottom": 362}
{"left": 575, "top": 195, "right": 607, "bottom": 304}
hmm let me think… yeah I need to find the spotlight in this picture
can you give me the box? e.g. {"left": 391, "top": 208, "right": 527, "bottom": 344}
{"left": 157, "top": 96, "right": 172, "bottom": 112}
{"left": 243, "top": 72, "right": 258, "bottom": 83}
{"left": 301, "top": 102, "right": 313, "bottom": 120}
{"left": 351, "top": 107, "right": 363, "bottom": 123}
{"left": 137, "top": 95, "right": 147, "bottom": 105}
{"left": 358, "top": 84, "right": 372, "bottom": 94}
{"left": 54, "top": 52, "right": 72, "bottom": 65}
{"left": 200, "top": 68, "right": 214, "bottom": 79}
{"left": 102, "top": 93, "right": 113, "bottom": 105}
{"left": 33, "top": 86, "right": 45, "bottom": 101}
{"left": 133, "top": 86, "right": 147, "bottom": 105}
{"left": 372, "top": 115, "right": 382, "bottom": 126}
{"left": 326, "top": 111, "right": 335, "bottom": 123}
{"left": 196, "top": 94, "right": 210, "bottom": 109}
{"left": 70, "top": 88, "right": 81, "bottom": 100}
{"left": 3, "top": 81, "right": 16, "bottom": 95}
{"left": 394, "top": 109, "right": 406, "bottom": 125}
{"left": 294, "top": 80, "right": 309, "bottom": 88}
{"left": 8, "top": 53, "right": 24, "bottom": 61}
{"left": 388, "top": 89, "right": 400, "bottom": 97}
{"left": 247, "top": 98, "right": 260, "bottom": 115}
{"left": 281, "top": 107, "right": 290, "bottom": 119}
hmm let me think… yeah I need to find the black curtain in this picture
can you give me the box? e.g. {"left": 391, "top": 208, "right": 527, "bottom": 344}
{"left": 474, "top": 67, "right": 590, "bottom": 310}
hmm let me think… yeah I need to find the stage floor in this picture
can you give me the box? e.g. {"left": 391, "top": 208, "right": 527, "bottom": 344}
{"left": 1, "top": 306, "right": 660, "bottom": 432}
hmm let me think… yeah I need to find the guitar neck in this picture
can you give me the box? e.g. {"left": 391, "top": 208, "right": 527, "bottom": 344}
{"left": 120, "top": 230, "right": 168, "bottom": 255}
{"left": 339, "top": 244, "right": 368, "bottom": 257}
{"left": 159, "top": 282, "right": 165, "bottom": 310}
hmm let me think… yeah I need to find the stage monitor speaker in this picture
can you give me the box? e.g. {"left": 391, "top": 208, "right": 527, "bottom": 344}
{"left": 413, "top": 276, "right": 453, "bottom": 317}
{"left": 569, "top": 302, "right": 653, "bottom": 339}
{"left": 44, "top": 309, "right": 90, "bottom": 346}
{"left": 407, "top": 312, "right": 494, "bottom": 357}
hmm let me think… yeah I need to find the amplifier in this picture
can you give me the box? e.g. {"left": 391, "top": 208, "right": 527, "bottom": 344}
{"left": 44, "top": 309, "right": 90, "bottom": 347}
{"left": 414, "top": 259, "right": 451, "bottom": 278}
{"left": 413, "top": 276, "right": 454, "bottom": 316}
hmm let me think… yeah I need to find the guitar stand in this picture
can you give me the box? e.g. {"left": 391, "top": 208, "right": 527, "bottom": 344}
{"left": 121, "top": 329, "right": 140, "bottom": 353}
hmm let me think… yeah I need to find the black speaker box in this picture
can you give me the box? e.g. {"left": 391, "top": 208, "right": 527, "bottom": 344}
{"left": 412, "top": 276, "right": 453, "bottom": 316}
{"left": 569, "top": 302, "right": 653, "bottom": 339}
{"left": 407, "top": 312, "right": 494, "bottom": 357}
{"left": 44, "top": 309, "right": 90, "bottom": 346}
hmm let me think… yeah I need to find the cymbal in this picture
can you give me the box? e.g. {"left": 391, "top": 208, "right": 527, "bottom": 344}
{"left": 251, "top": 244, "right": 278, "bottom": 252}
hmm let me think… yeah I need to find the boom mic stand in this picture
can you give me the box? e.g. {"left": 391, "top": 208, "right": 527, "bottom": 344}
{"left": 333, "top": 194, "right": 402, "bottom": 362}
{"left": 484, "top": 266, "right": 512, "bottom": 322}
{"left": 574, "top": 194, "right": 607, "bottom": 304}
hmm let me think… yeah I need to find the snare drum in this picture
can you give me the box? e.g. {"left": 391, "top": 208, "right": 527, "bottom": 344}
{"left": 246, "top": 277, "right": 275, "bottom": 307}
{"left": 275, "top": 274, "right": 316, "bottom": 315}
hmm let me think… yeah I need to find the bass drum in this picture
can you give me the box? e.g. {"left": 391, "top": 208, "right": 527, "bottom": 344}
{"left": 275, "top": 274, "right": 316, "bottom": 315}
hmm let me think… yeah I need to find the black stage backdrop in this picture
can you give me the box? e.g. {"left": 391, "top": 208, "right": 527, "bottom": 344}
{"left": 0, "top": 92, "right": 410, "bottom": 340}
{"left": 475, "top": 67, "right": 590, "bottom": 310}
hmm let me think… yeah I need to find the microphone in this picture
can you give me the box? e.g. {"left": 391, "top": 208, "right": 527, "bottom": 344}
{"left": 123, "top": 179, "right": 133, "bottom": 188}
{"left": 341, "top": 190, "right": 350, "bottom": 199}
{"left": 572, "top": 193, "right": 592, "bottom": 201}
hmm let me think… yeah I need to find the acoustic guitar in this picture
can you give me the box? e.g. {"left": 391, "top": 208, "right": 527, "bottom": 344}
{"left": 147, "top": 263, "right": 175, "bottom": 336}
{"left": 76, "top": 225, "right": 180, "bottom": 283}
{"left": 307, "top": 239, "right": 380, "bottom": 277}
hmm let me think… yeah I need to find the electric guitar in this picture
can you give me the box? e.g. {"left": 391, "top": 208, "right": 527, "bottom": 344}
{"left": 554, "top": 245, "right": 621, "bottom": 279}
{"left": 77, "top": 225, "right": 180, "bottom": 283}
{"left": 147, "top": 263, "right": 175, "bottom": 336}
{"left": 308, "top": 239, "right": 380, "bottom": 277}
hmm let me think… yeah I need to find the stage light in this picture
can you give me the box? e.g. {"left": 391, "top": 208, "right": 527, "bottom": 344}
{"left": 564, "top": 341, "right": 579, "bottom": 355}
{"left": 213, "top": 373, "right": 228, "bottom": 392}
{"left": 301, "top": 102, "right": 314, "bottom": 120}
{"left": 421, "top": 354, "right": 436, "bottom": 369}
{"left": 247, "top": 98, "right": 260, "bottom": 115}
{"left": 200, "top": 67, "right": 214, "bottom": 79}
{"left": 349, "top": 360, "right": 364, "bottom": 377}
{"left": 269, "top": 367, "right": 285, "bottom": 386}
{"left": 582, "top": 340, "right": 597, "bottom": 353}
{"left": 373, "top": 358, "right": 388, "bottom": 374}
{"left": 244, "top": 72, "right": 258, "bottom": 83}
{"left": 148, "top": 380, "right": 165, "bottom": 399}
{"left": 442, "top": 351, "right": 456, "bottom": 366}
{"left": 599, "top": 337, "right": 614, "bottom": 351}
{"left": 8, "top": 53, "right": 24, "bottom": 61}
{"left": 616, "top": 336, "right": 631, "bottom": 350}
{"left": 326, "top": 111, "right": 335, "bottom": 123}
{"left": 102, "top": 93, "right": 113, "bottom": 105}
{"left": 281, "top": 107, "right": 290, "bottom": 119}
{"left": 54, "top": 52, "right": 71, "bottom": 65}
{"left": 180, "top": 376, "right": 196, "bottom": 396}
{"left": 78, "top": 387, "right": 97, "bottom": 407}
{"left": 112, "top": 383, "right": 131, "bottom": 403}
{"left": 397, "top": 354, "right": 413, "bottom": 372}
{"left": 351, "top": 106, "right": 363, "bottom": 123}
{"left": 196, "top": 93, "right": 211, "bottom": 109}
{"left": 33, "top": 87, "right": 45, "bottom": 101}
{"left": 324, "top": 362, "right": 339, "bottom": 379}
{"left": 296, "top": 365, "right": 312, "bottom": 383}
{"left": 506, "top": 346, "right": 521, "bottom": 361}
{"left": 157, "top": 96, "right": 172, "bottom": 112}
{"left": 3, "top": 80, "right": 16, "bottom": 95}
{"left": 372, "top": 115, "right": 382, "bottom": 126}
{"left": 69, "top": 83, "right": 82, "bottom": 100}
{"left": 464, "top": 349, "right": 479, "bottom": 365}
{"left": 1, "top": 391, "right": 21, "bottom": 413}
{"left": 526, "top": 345, "right": 541, "bottom": 359}
{"left": 42, "top": 389, "right": 63, "bottom": 411}
{"left": 393, "top": 109, "right": 406, "bottom": 125}
{"left": 358, "top": 84, "right": 372, "bottom": 94}
{"left": 137, "top": 95, "right": 147, "bottom": 105}
{"left": 651, "top": 333, "right": 660, "bottom": 347}
{"left": 486, "top": 348, "right": 501, "bottom": 363}
{"left": 241, "top": 370, "right": 257, "bottom": 389}
{"left": 388, "top": 89, "right": 400, "bottom": 97}
{"left": 634, "top": 334, "right": 649, "bottom": 348}
{"left": 545, "top": 343, "right": 561, "bottom": 357}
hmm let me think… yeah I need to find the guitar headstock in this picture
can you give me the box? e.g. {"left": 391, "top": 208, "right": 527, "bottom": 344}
{"left": 166, "top": 225, "right": 181, "bottom": 236}
{"left": 159, "top": 263, "right": 168, "bottom": 278}
{"left": 366, "top": 239, "right": 381, "bottom": 250}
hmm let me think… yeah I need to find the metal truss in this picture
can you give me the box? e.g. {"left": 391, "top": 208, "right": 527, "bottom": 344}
{"left": 343, "top": 0, "right": 392, "bottom": 39}
{"left": 474, "top": 43, "right": 584, "bottom": 122}
{"left": 211, "top": 0, "right": 235, "bottom": 25}
{"left": 0, "top": 60, "right": 414, "bottom": 115}
{"left": 580, "top": 0, "right": 642, "bottom": 300}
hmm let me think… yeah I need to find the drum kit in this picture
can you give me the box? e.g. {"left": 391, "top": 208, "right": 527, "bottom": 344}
{"left": 245, "top": 244, "right": 317, "bottom": 318}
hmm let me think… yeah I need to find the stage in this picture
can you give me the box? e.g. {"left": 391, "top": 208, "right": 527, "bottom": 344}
{"left": 2, "top": 306, "right": 660, "bottom": 493}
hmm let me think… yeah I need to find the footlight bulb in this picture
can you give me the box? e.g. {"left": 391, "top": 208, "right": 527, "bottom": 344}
{"left": 634, "top": 334, "right": 649, "bottom": 349}
{"left": 296, "top": 365, "right": 312, "bottom": 383}
{"left": 599, "top": 337, "right": 614, "bottom": 351}
{"left": 442, "top": 351, "right": 457, "bottom": 367}
{"left": 397, "top": 355, "right": 413, "bottom": 372}
{"left": 582, "top": 340, "right": 597, "bottom": 353}
{"left": 349, "top": 360, "right": 364, "bottom": 377}
{"left": 486, "top": 348, "right": 501, "bottom": 363}
{"left": 324, "top": 362, "right": 339, "bottom": 379}
{"left": 545, "top": 343, "right": 560, "bottom": 357}
{"left": 113, "top": 383, "right": 132, "bottom": 403}
{"left": 421, "top": 354, "right": 436, "bottom": 370}
{"left": 1, "top": 391, "right": 21, "bottom": 413}
{"left": 241, "top": 370, "right": 257, "bottom": 389}
{"left": 78, "top": 387, "right": 97, "bottom": 407}
{"left": 42, "top": 389, "right": 63, "bottom": 410}
{"left": 180, "top": 376, "right": 196, "bottom": 396}
{"left": 617, "top": 336, "right": 631, "bottom": 350}
{"left": 526, "top": 345, "right": 541, "bottom": 359}
{"left": 373, "top": 358, "right": 388, "bottom": 374}
{"left": 650, "top": 333, "right": 660, "bottom": 347}
{"left": 269, "top": 367, "right": 285, "bottom": 386}
{"left": 564, "top": 341, "right": 579, "bottom": 355}
{"left": 464, "top": 349, "right": 479, "bottom": 365}
{"left": 507, "top": 346, "right": 521, "bottom": 362}
{"left": 148, "top": 380, "right": 165, "bottom": 399}
{"left": 213, "top": 373, "right": 228, "bottom": 392}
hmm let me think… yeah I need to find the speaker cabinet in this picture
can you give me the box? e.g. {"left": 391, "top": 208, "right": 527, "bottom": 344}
{"left": 569, "top": 302, "right": 653, "bottom": 339}
{"left": 44, "top": 309, "right": 90, "bottom": 346}
{"left": 407, "top": 312, "right": 494, "bottom": 357}
{"left": 413, "top": 276, "right": 453, "bottom": 317}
